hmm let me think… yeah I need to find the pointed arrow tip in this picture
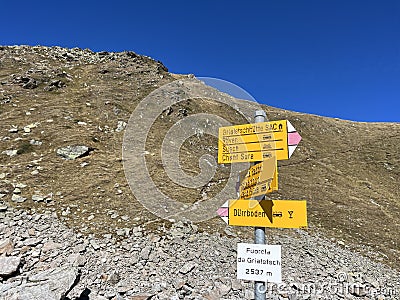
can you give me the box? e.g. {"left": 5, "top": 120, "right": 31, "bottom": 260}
{"left": 288, "top": 131, "right": 302, "bottom": 145}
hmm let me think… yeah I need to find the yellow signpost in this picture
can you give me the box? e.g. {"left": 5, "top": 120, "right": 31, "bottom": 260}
{"left": 216, "top": 114, "right": 305, "bottom": 296}
{"left": 218, "top": 119, "right": 302, "bottom": 163}
{"left": 226, "top": 199, "right": 307, "bottom": 228}
{"left": 238, "top": 159, "right": 278, "bottom": 199}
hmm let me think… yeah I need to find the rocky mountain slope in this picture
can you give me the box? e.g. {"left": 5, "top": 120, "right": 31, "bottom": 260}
{"left": 0, "top": 46, "right": 399, "bottom": 299}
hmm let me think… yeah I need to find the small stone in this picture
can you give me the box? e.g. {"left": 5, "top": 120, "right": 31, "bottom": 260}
{"left": 224, "top": 226, "right": 237, "bottom": 237}
{"left": 215, "top": 281, "right": 231, "bottom": 296}
{"left": 90, "top": 239, "right": 100, "bottom": 250}
{"left": 15, "top": 183, "right": 27, "bottom": 189}
{"left": 88, "top": 215, "right": 95, "bottom": 221}
{"left": 49, "top": 79, "right": 65, "bottom": 88}
{"left": 62, "top": 208, "right": 70, "bottom": 216}
{"left": 45, "top": 193, "right": 53, "bottom": 203}
{"left": 115, "top": 121, "right": 127, "bottom": 132}
{"left": 31, "top": 170, "right": 39, "bottom": 175}
{"left": 132, "top": 226, "right": 142, "bottom": 237}
{"left": 13, "top": 188, "right": 21, "bottom": 194}
{"left": 0, "top": 256, "right": 21, "bottom": 277}
{"left": 172, "top": 279, "right": 186, "bottom": 290}
{"left": 103, "top": 292, "right": 116, "bottom": 299}
{"left": 24, "top": 123, "right": 39, "bottom": 131}
{"left": 74, "top": 254, "right": 86, "bottom": 267}
{"left": 42, "top": 241, "right": 62, "bottom": 253}
{"left": 23, "top": 238, "right": 42, "bottom": 246}
{"left": 56, "top": 145, "right": 91, "bottom": 160}
{"left": 179, "top": 262, "right": 197, "bottom": 274}
{"left": 116, "top": 229, "right": 125, "bottom": 236}
{"left": 8, "top": 127, "right": 18, "bottom": 133}
{"left": 244, "top": 289, "right": 254, "bottom": 299}
{"left": 231, "top": 279, "right": 242, "bottom": 291}
{"left": 0, "top": 238, "right": 14, "bottom": 255}
{"left": 31, "top": 248, "right": 41, "bottom": 258}
{"left": 107, "top": 272, "right": 120, "bottom": 285}
{"left": 11, "top": 194, "right": 26, "bottom": 203}
{"left": 0, "top": 202, "right": 7, "bottom": 211}
{"left": 32, "top": 194, "right": 45, "bottom": 202}
{"left": 140, "top": 246, "right": 152, "bottom": 260}
{"left": 30, "top": 139, "right": 43, "bottom": 146}
{"left": 22, "top": 79, "right": 38, "bottom": 89}
{"left": 2, "top": 150, "right": 18, "bottom": 157}
{"left": 0, "top": 173, "right": 6, "bottom": 179}
{"left": 75, "top": 244, "right": 86, "bottom": 253}
{"left": 204, "top": 291, "right": 220, "bottom": 300}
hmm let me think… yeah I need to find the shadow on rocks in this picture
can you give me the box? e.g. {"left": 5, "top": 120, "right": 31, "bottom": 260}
{"left": 65, "top": 287, "right": 91, "bottom": 300}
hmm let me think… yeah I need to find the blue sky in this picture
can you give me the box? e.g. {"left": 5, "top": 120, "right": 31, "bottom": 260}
{"left": 1, "top": 0, "right": 399, "bottom": 122}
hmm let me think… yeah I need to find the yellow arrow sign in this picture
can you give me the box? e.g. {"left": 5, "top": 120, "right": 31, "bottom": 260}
{"left": 218, "top": 120, "right": 302, "bottom": 163}
{"left": 238, "top": 159, "right": 278, "bottom": 199}
{"left": 217, "top": 199, "right": 307, "bottom": 228}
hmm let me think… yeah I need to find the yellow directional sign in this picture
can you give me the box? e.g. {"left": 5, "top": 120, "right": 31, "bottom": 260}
{"left": 238, "top": 159, "right": 278, "bottom": 199}
{"left": 218, "top": 120, "right": 302, "bottom": 163}
{"left": 218, "top": 199, "right": 308, "bottom": 228}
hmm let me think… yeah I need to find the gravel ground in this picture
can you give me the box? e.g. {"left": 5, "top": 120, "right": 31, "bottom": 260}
{"left": 0, "top": 206, "right": 399, "bottom": 300}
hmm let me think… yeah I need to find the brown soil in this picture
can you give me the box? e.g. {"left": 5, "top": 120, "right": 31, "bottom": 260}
{"left": 0, "top": 46, "right": 399, "bottom": 270}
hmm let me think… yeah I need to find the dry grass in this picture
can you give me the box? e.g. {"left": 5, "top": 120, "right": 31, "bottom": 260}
{"left": 0, "top": 46, "right": 399, "bottom": 270}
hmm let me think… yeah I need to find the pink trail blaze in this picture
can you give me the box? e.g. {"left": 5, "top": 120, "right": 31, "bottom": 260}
{"left": 288, "top": 132, "right": 302, "bottom": 145}
{"left": 217, "top": 207, "right": 228, "bottom": 217}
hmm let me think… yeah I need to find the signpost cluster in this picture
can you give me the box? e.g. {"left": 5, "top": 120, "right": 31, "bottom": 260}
{"left": 217, "top": 110, "right": 306, "bottom": 299}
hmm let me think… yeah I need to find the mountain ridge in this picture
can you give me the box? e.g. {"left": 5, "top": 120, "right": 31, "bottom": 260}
{"left": 0, "top": 44, "right": 399, "bottom": 276}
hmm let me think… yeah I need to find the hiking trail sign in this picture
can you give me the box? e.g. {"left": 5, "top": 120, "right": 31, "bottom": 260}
{"left": 237, "top": 158, "right": 278, "bottom": 199}
{"left": 216, "top": 114, "right": 305, "bottom": 299}
{"left": 217, "top": 199, "right": 308, "bottom": 228}
{"left": 218, "top": 120, "right": 302, "bottom": 163}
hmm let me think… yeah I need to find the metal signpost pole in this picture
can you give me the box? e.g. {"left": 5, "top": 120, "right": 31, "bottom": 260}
{"left": 217, "top": 111, "right": 304, "bottom": 297}
{"left": 254, "top": 110, "right": 266, "bottom": 300}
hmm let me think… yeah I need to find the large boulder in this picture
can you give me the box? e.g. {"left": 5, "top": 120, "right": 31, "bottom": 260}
{"left": 0, "top": 265, "right": 79, "bottom": 300}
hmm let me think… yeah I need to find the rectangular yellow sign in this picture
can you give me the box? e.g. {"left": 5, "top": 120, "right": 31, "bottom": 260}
{"left": 218, "top": 120, "right": 289, "bottom": 163}
{"left": 239, "top": 160, "right": 278, "bottom": 199}
{"left": 219, "top": 120, "right": 287, "bottom": 138}
{"left": 227, "top": 199, "right": 307, "bottom": 228}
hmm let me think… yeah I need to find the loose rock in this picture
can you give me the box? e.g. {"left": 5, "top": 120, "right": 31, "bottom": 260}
{"left": 0, "top": 256, "right": 21, "bottom": 277}
{"left": 11, "top": 194, "right": 26, "bottom": 203}
{"left": 56, "top": 145, "right": 92, "bottom": 160}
